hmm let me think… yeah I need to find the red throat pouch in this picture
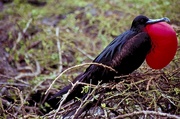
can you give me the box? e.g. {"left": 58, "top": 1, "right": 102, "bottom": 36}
{"left": 145, "top": 22, "right": 178, "bottom": 69}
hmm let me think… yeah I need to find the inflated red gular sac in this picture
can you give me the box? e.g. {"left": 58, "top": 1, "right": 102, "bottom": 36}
{"left": 145, "top": 20, "right": 178, "bottom": 69}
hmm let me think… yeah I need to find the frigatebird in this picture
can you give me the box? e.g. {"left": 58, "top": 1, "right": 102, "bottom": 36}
{"left": 48, "top": 15, "right": 177, "bottom": 107}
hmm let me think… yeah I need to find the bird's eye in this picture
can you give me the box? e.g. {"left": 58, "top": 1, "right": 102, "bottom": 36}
{"left": 140, "top": 19, "right": 144, "bottom": 23}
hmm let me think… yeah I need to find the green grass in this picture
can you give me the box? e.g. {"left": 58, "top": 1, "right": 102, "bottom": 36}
{"left": 0, "top": 0, "right": 179, "bottom": 118}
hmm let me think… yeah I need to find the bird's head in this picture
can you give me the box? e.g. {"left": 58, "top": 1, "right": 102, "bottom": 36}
{"left": 131, "top": 15, "right": 170, "bottom": 32}
{"left": 132, "top": 15, "right": 178, "bottom": 69}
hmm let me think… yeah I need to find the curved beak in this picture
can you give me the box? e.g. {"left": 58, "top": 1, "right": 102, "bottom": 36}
{"left": 146, "top": 17, "right": 170, "bottom": 24}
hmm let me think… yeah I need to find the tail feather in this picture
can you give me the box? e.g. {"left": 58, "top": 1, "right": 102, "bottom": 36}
{"left": 48, "top": 72, "right": 90, "bottom": 104}
{"left": 48, "top": 65, "right": 114, "bottom": 107}
{"left": 48, "top": 84, "right": 71, "bottom": 101}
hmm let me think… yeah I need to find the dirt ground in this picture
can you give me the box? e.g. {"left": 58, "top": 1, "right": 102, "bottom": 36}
{"left": 0, "top": 0, "right": 180, "bottom": 118}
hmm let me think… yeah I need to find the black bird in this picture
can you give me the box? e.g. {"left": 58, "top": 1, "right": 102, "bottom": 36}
{"left": 49, "top": 15, "right": 172, "bottom": 105}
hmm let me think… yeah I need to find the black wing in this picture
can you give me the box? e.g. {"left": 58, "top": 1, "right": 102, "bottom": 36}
{"left": 110, "top": 32, "right": 151, "bottom": 75}
{"left": 85, "top": 31, "right": 151, "bottom": 76}
{"left": 48, "top": 31, "right": 151, "bottom": 105}
{"left": 93, "top": 30, "right": 136, "bottom": 64}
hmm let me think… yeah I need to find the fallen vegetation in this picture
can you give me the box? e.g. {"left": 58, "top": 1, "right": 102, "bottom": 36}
{"left": 0, "top": 0, "right": 179, "bottom": 118}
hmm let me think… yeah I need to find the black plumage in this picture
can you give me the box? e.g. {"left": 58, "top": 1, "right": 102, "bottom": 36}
{"left": 49, "top": 15, "right": 153, "bottom": 104}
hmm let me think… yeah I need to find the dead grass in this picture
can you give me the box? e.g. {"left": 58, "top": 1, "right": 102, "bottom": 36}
{"left": 43, "top": 60, "right": 180, "bottom": 119}
{"left": 0, "top": 0, "right": 180, "bottom": 119}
